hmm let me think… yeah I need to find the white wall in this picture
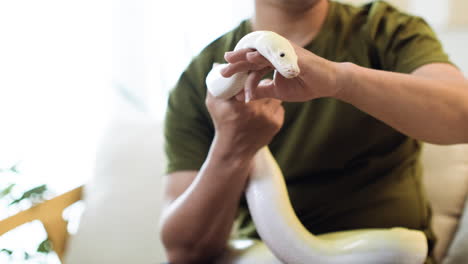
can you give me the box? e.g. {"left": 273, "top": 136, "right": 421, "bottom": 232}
{"left": 342, "top": 0, "right": 468, "bottom": 30}
{"left": 438, "top": 30, "right": 468, "bottom": 75}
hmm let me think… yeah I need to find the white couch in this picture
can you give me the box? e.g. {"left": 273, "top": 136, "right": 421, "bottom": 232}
{"left": 422, "top": 144, "right": 468, "bottom": 263}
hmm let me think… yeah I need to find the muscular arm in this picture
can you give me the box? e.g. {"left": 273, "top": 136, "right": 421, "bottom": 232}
{"left": 223, "top": 48, "right": 468, "bottom": 144}
{"left": 160, "top": 94, "right": 284, "bottom": 263}
{"left": 160, "top": 135, "right": 253, "bottom": 263}
{"left": 335, "top": 62, "right": 468, "bottom": 144}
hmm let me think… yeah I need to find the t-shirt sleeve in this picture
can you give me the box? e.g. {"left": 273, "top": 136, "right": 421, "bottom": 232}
{"left": 368, "top": 3, "right": 454, "bottom": 74}
{"left": 164, "top": 56, "right": 214, "bottom": 174}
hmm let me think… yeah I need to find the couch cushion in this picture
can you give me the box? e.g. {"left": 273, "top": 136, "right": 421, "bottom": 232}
{"left": 65, "top": 96, "right": 167, "bottom": 263}
{"left": 421, "top": 143, "right": 468, "bottom": 262}
{"left": 444, "top": 198, "right": 468, "bottom": 264}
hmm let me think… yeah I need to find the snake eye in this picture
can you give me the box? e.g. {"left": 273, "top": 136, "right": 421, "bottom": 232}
{"left": 280, "top": 52, "right": 285, "bottom": 58}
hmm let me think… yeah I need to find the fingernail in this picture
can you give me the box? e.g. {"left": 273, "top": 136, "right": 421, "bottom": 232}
{"left": 245, "top": 92, "right": 251, "bottom": 103}
{"left": 246, "top": 51, "right": 255, "bottom": 57}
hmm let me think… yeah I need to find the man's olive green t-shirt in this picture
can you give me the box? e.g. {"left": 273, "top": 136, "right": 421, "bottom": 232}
{"left": 164, "top": 0, "right": 452, "bottom": 260}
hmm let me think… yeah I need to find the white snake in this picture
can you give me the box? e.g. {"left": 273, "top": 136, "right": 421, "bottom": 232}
{"left": 206, "top": 31, "right": 428, "bottom": 264}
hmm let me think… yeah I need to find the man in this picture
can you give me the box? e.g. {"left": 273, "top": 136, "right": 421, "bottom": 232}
{"left": 159, "top": 0, "right": 468, "bottom": 263}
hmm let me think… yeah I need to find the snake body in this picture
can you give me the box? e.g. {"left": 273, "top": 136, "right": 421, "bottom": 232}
{"left": 206, "top": 31, "right": 428, "bottom": 264}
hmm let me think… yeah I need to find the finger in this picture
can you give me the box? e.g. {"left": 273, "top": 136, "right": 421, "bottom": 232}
{"left": 206, "top": 90, "right": 214, "bottom": 99}
{"left": 235, "top": 91, "right": 245, "bottom": 102}
{"left": 205, "top": 90, "right": 215, "bottom": 107}
{"left": 220, "top": 61, "right": 258, "bottom": 77}
{"left": 253, "top": 78, "right": 278, "bottom": 100}
{"left": 272, "top": 100, "right": 283, "bottom": 116}
{"left": 206, "top": 89, "right": 233, "bottom": 105}
{"left": 273, "top": 104, "right": 285, "bottom": 123}
{"left": 224, "top": 48, "right": 255, "bottom": 63}
{"left": 245, "top": 68, "right": 272, "bottom": 102}
{"left": 246, "top": 51, "right": 273, "bottom": 68}
{"left": 272, "top": 101, "right": 284, "bottom": 113}
{"left": 268, "top": 97, "right": 282, "bottom": 106}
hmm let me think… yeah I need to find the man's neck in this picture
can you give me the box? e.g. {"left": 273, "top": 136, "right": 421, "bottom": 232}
{"left": 251, "top": 0, "right": 329, "bottom": 47}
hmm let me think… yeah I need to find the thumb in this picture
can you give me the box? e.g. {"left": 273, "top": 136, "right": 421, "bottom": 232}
{"left": 252, "top": 78, "right": 277, "bottom": 99}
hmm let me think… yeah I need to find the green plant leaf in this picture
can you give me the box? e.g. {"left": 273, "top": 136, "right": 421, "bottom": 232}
{"left": 0, "top": 184, "right": 15, "bottom": 199}
{"left": 10, "top": 163, "right": 20, "bottom": 173}
{"left": 0, "top": 248, "right": 13, "bottom": 255}
{"left": 37, "top": 239, "right": 52, "bottom": 253}
{"left": 0, "top": 162, "right": 21, "bottom": 174}
{"left": 9, "top": 184, "right": 47, "bottom": 205}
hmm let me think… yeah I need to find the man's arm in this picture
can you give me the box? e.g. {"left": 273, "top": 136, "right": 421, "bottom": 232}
{"left": 223, "top": 48, "right": 468, "bottom": 144}
{"left": 160, "top": 93, "right": 284, "bottom": 263}
{"left": 159, "top": 136, "right": 253, "bottom": 263}
{"left": 335, "top": 62, "right": 468, "bottom": 144}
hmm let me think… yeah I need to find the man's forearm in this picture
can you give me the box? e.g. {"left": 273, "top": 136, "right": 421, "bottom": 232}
{"left": 160, "top": 135, "right": 254, "bottom": 263}
{"left": 335, "top": 62, "right": 468, "bottom": 144}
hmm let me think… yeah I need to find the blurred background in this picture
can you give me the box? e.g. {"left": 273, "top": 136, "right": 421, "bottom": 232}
{"left": 0, "top": 0, "right": 467, "bottom": 263}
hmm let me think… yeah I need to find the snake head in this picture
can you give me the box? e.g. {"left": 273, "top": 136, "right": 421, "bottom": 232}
{"left": 257, "top": 32, "right": 300, "bottom": 79}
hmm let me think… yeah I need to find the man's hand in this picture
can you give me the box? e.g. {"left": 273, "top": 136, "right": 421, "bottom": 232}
{"left": 161, "top": 92, "right": 284, "bottom": 263}
{"left": 206, "top": 91, "right": 284, "bottom": 157}
{"left": 221, "top": 41, "right": 468, "bottom": 144}
{"left": 221, "top": 42, "right": 341, "bottom": 102}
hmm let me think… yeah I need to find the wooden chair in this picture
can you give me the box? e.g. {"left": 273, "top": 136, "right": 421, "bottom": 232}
{"left": 0, "top": 186, "right": 83, "bottom": 262}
